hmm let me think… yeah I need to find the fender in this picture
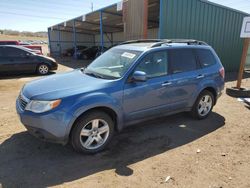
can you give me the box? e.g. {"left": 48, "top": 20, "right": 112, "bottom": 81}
{"left": 189, "top": 78, "right": 218, "bottom": 107}
{"left": 64, "top": 92, "right": 124, "bottom": 138}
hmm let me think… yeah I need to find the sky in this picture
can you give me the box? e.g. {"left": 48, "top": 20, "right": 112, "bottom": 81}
{"left": 0, "top": 0, "right": 250, "bottom": 32}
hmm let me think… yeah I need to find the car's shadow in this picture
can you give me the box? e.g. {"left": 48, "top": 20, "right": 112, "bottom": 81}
{"left": 0, "top": 112, "right": 225, "bottom": 188}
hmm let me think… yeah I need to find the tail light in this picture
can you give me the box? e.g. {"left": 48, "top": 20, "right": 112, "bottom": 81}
{"left": 219, "top": 67, "right": 225, "bottom": 79}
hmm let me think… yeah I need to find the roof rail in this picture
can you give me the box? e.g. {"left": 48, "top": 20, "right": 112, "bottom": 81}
{"left": 119, "top": 39, "right": 165, "bottom": 45}
{"left": 119, "top": 39, "right": 208, "bottom": 47}
{"left": 151, "top": 39, "right": 208, "bottom": 47}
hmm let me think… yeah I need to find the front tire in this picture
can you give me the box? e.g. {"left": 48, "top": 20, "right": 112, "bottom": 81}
{"left": 191, "top": 90, "right": 215, "bottom": 119}
{"left": 70, "top": 111, "right": 114, "bottom": 154}
{"left": 37, "top": 64, "right": 49, "bottom": 75}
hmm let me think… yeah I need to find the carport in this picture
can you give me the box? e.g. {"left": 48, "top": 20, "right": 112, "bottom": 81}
{"left": 48, "top": 0, "right": 160, "bottom": 57}
{"left": 48, "top": 2, "right": 124, "bottom": 57}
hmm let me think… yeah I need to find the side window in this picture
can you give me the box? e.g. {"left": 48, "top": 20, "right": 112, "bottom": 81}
{"left": 169, "top": 49, "right": 197, "bottom": 73}
{"left": 0, "top": 48, "right": 3, "bottom": 57}
{"left": 6, "top": 42, "right": 17, "bottom": 45}
{"left": 196, "top": 49, "right": 216, "bottom": 68}
{"left": 4, "top": 48, "right": 26, "bottom": 57}
{"left": 135, "top": 51, "right": 168, "bottom": 78}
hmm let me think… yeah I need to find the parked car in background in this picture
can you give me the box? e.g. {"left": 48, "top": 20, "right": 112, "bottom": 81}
{"left": 16, "top": 39, "right": 224, "bottom": 154}
{"left": 0, "top": 45, "right": 57, "bottom": 75}
{"left": 63, "top": 46, "right": 87, "bottom": 57}
{"left": 17, "top": 46, "right": 42, "bottom": 55}
{"left": 76, "top": 46, "right": 108, "bottom": 60}
{"left": 19, "top": 42, "right": 32, "bottom": 45}
{"left": 0, "top": 40, "right": 43, "bottom": 55}
{"left": 22, "top": 45, "right": 43, "bottom": 55}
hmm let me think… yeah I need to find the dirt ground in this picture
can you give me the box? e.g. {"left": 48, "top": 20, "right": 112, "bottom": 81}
{"left": 0, "top": 61, "right": 250, "bottom": 188}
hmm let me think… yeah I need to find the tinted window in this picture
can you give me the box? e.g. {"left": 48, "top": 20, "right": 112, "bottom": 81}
{"left": 135, "top": 51, "right": 168, "bottom": 78}
{"left": 6, "top": 42, "right": 17, "bottom": 45}
{"left": 169, "top": 49, "right": 197, "bottom": 73}
{"left": 4, "top": 47, "right": 26, "bottom": 57}
{"left": 0, "top": 48, "right": 3, "bottom": 57}
{"left": 196, "top": 49, "right": 216, "bottom": 68}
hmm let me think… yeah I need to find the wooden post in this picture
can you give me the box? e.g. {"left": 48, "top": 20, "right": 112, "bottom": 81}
{"left": 236, "top": 38, "right": 250, "bottom": 89}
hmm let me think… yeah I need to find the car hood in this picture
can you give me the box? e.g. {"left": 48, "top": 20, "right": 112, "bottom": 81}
{"left": 22, "top": 69, "right": 113, "bottom": 100}
{"left": 37, "top": 55, "right": 56, "bottom": 62}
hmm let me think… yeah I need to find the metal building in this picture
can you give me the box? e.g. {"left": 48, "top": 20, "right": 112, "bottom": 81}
{"left": 48, "top": 0, "right": 159, "bottom": 57}
{"left": 48, "top": 0, "right": 249, "bottom": 71}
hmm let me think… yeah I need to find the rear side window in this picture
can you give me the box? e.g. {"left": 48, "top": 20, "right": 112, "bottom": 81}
{"left": 0, "top": 48, "right": 3, "bottom": 57}
{"left": 169, "top": 49, "right": 197, "bottom": 73}
{"left": 4, "top": 47, "right": 26, "bottom": 57}
{"left": 196, "top": 49, "right": 216, "bottom": 68}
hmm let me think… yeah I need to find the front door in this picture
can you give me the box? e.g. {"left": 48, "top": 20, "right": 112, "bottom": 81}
{"left": 123, "top": 50, "right": 172, "bottom": 124}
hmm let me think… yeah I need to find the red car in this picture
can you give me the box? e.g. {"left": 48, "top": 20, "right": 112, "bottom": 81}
{"left": 0, "top": 40, "right": 43, "bottom": 55}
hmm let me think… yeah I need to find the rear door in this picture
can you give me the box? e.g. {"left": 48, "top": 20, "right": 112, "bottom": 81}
{"left": 0, "top": 47, "right": 17, "bottom": 72}
{"left": 3, "top": 47, "right": 35, "bottom": 72}
{"left": 168, "top": 48, "right": 202, "bottom": 110}
{"left": 0, "top": 47, "right": 9, "bottom": 72}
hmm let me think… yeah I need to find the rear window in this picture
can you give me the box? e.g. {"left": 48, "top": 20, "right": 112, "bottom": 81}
{"left": 196, "top": 49, "right": 216, "bottom": 68}
{"left": 169, "top": 49, "right": 197, "bottom": 73}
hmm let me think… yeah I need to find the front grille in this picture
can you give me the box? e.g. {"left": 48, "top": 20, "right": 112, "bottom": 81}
{"left": 18, "top": 93, "right": 29, "bottom": 111}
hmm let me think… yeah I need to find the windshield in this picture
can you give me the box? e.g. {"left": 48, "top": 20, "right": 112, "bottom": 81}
{"left": 85, "top": 48, "right": 142, "bottom": 79}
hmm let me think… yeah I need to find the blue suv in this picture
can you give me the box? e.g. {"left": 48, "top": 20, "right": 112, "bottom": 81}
{"left": 16, "top": 39, "right": 225, "bottom": 154}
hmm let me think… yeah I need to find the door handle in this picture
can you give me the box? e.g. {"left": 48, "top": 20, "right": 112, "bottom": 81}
{"left": 196, "top": 74, "right": 204, "bottom": 79}
{"left": 162, "top": 82, "right": 172, "bottom": 87}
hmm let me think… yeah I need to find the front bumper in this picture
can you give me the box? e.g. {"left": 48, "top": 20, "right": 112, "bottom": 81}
{"left": 16, "top": 99, "right": 73, "bottom": 145}
{"left": 50, "top": 62, "right": 58, "bottom": 70}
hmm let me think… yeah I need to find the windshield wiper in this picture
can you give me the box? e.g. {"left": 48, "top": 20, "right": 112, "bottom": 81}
{"left": 85, "top": 71, "right": 104, "bottom": 79}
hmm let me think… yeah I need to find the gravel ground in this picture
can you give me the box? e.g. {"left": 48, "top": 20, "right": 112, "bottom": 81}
{"left": 0, "top": 63, "right": 250, "bottom": 188}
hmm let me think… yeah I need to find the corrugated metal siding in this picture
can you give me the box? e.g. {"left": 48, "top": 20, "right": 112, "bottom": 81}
{"left": 148, "top": 28, "right": 159, "bottom": 38}
{"left": 124, "top": 0, "right": 146, "bottom": 40}
{"left": 159, "top": 0, "right": 248, "bottom": 71}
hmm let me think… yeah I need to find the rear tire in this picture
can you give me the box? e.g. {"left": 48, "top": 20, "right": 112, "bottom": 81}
{"left": 70, "top": 111, "right": 114, "bottom": 154}
{"left": 37, "top": 64, "right": 49, "bottom": 75}
{"left": 191, "top": 90, "right": 215, "bottom": 119}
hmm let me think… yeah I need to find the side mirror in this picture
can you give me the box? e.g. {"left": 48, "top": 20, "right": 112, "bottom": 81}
{"left": 132, "top": 71, "right": 147, "bottom": 82}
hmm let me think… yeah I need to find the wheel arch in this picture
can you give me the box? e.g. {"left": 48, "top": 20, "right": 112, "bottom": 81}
{"left": 68, "top": 106, "right": 120, "bottom": 141}
{"left": 201, "top": 86, "right": 217, "bottom": 104}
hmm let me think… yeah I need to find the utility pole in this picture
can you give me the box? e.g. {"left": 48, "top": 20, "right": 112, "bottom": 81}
{"left": 91, "top": 2, "right": 93, "bottom": 12}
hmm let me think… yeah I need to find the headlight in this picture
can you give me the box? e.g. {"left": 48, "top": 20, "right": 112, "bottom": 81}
{"left": 25, "top": 99, "right": 61, "bottom": 113}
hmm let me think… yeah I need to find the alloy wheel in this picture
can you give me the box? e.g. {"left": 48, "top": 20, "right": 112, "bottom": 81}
{"left": 79, "top": 119, "right": 110, "bottom": 150}
{"left": 38, "top": 64, "right": 49, "bottom": 74}
{"left": 198, "top": 95, "right": 212, "bottom": 116}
